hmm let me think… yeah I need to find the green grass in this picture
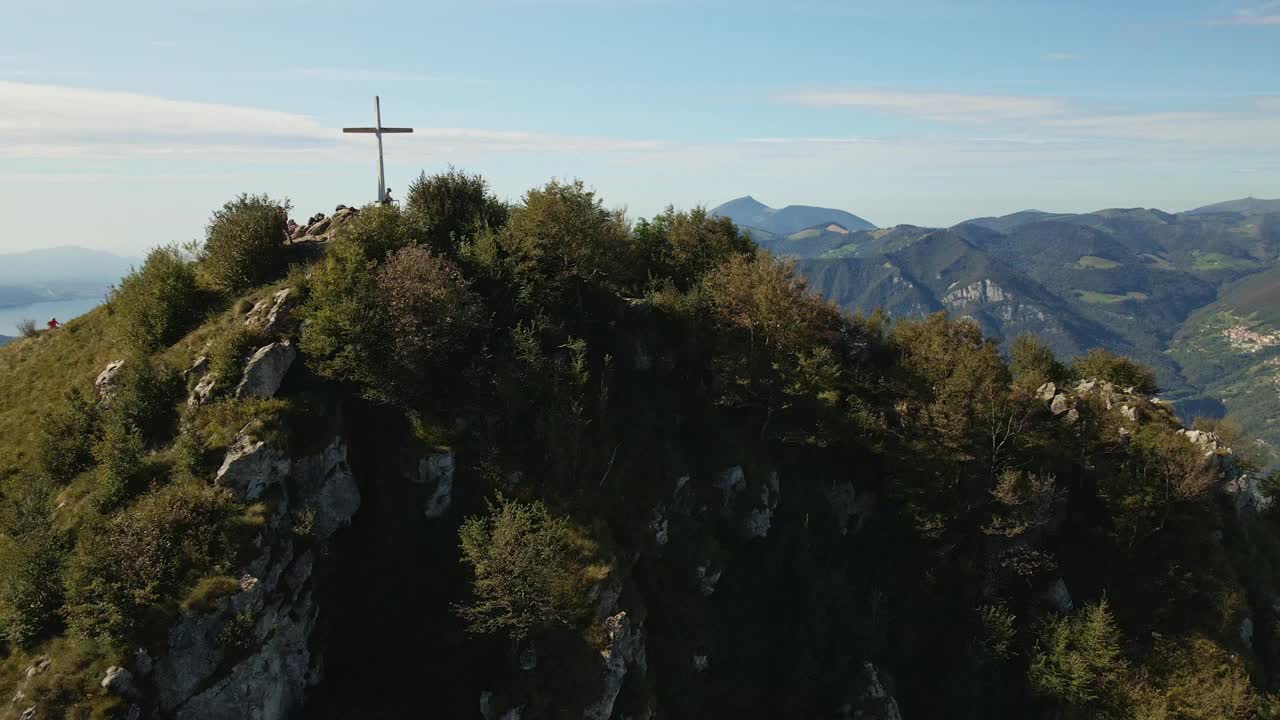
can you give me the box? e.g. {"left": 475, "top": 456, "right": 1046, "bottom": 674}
{"left": 1073, "top": 255, "right": 1121, "bottom": 270}
{"left": 1191, "top": 251, "right": 1257, "bottom": 272}
{"left": 1075, "top": 290, "right": 1150, "bottom": 304}
{"left": 787, "top": 228, "right": 822, "bottom": 241}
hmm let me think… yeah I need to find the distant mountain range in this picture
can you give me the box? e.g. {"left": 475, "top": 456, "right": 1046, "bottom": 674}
{"left": 713, "top": 196, "right": 1280, "bottom": 467}
{"left": 0, "top": 246, "right": 137, "bottom": 308}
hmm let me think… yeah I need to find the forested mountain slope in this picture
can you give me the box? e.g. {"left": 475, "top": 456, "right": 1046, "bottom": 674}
{"left": 0, "top": 179, "right": 1277, "bottom": 720}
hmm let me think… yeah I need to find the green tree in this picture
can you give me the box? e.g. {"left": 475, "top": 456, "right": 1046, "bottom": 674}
{"left": 64, "top": 482, "right": 239, "bottom": 642}
{"left": 1071, "top": 348, "right": 1159, "bottom": 395}
{"left": 103, "top": 355, "right": 180, "bottom": 443}
{"left": 634, "top": 207, "right": 754, "bottom": 289}
{"left": 458, "top": 496, "right": 606, "bottom": 641}
{"left": 405, "top": 167, "right": 508, "bottom": 256}
{"left": 0, "top": 529, "right": 65, "bottom": 647}
{"left": 202, "top": 193, "right": 291, "bottom": 293}
{"left": 1009, "top": 334, "right": 1067, "bottom": 389}
{"left": 496, "top": 180, "right": 634, "bottom": 314}
{"left": 330, "top": 203, "right": 421, "bottom": 262}
{"left": 35, "top": 386, "right": 100, "bottom": 484}
{"left": 1028, "top": 600, "right": 1127, "bottom": 714}
{"left": 111, "top": 245, "right": 204, "bottom": 352}
{"left": 92, "top": 417, "right": 146, "bottom": 511}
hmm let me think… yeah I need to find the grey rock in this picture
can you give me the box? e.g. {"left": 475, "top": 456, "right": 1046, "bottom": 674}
{"left": 19, "top": 706, "right": 36, "bottom": 720}
{"left": 1223, "top": 473, "right": 1274, "bottom": 516}
{"left": 715, "top": 466, "right": 746, "bottom": 514}
{"left": 693, "top": 654, "right": 709, "bottom": 672}
{"left": 1063, "top": 407, "right": 1080, "bottom": 425}
{"left": 94, "top": 359, "right": 126, "bottom": 398}
{"left": 1241, "top": 617, "right": 1254, "bottom": 650}
{"left": 743, "top": 471, "right": 781, "bottom": 539}
{"left": 519, "top": 646, "right": 537, "bottom": 671}
{"left": 1041, "top": 577, "right": 1074, "bottom": 613}
{"left": 828, "top": 481, "right": 876, "bottom": 535}
{"left": 244, "top": 289, "right": 297, "bottom": 336}
{"left": 291, "top": 442, "right": 360, "bottom": 540}
{"left": 101, "top": 666, "right": 138, "bottom": 699}
{"left": 852, "top": 662, "right": 903, "bottom": 720}
{"left": 649, "top": 507, "right": 669, "bottom": 547}
{"left": 1035, "top": 381, "right": 1056, "bottom": 402}
{"left": 234, "top": 341, "right": 297, "bottom": 399}
{"left": 1049, "top": 393, "right": 1071, "bottom": 416}
{"left": 415, "top": 453, "right": 455, "bottom": 519}
{"left": 187, "top": 369, "right": 217, "bottom": 408}
{"left": 215, "top": 430, "right": 290, "bottom": 502}
{"left": 695, "top": 564, "right": 722, "bottom": 596}
{"left": 583, "top": 612, "right": 646, "bottom": 720}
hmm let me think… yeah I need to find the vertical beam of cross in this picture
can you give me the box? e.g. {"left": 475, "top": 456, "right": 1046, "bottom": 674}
{"left": 343, "top": 96, "right": 414, "bottom": 203}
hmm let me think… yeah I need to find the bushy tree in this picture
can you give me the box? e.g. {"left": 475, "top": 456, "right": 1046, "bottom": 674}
{"left": 64, "top": 482, "right": 239, "bottom": 642}
{"left": 373, "top": 246, "right": 484, "bottom": 402}
{"left": 35, "top": 386, "right": 100, "bottom": 484}
{"left": 458, "top": 496, "right": 605, "bottom": 641}
{"left": 1071, "top": 348, "right": 1159, "bottom": 395}
{"left": 635, "top": 207, "right": 754, "bottom": 289}
{"left": 1028, "top": 600, "right": 1127, "bottom": 714}
{"left": 202, "top": 193, "right": 291, "bottom": 293}
{"left": 91, "top": 417, "right": 146, "bottom": 511}
{"left": 103, "top": 355, "right": 180, "bottom": 443}
{"left": 0, "top": 529, "right": 65, "bottom": 647}
{"left": 330, "top": 203, "right": 421, "bottom": 262}
{"left": 1009, "top": 334, "right": 1067, "bottom": 389}
{"left": 699, "top": 253, "right": 845, "bottom": 432}
{"left": 1101, "top": 424, "right": 1214, "bottom": 547}
{"left": 496, "top": 180, "right": 634, "bottom": 313}
{"left": 405, "top": 167, "right": 508, "bottom": 255}
{"left": 111, "top": 245, "right": 203, "bottom": 352}
{"left": 303, "top": 242, "right": 482, "bottom": 405}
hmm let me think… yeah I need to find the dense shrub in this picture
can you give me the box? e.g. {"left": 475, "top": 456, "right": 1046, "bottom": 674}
{"left": 16, "top": 318, "right": 38, "bottom": 338}
{"left": 1071, "top": 348, "right": 1159, "bottom": 395}
{"left": 91, "top": 417, "right": 146, "bottom": 511}
{"left": 103, "top": 355, "right": 180, "bottom": 443}
{"left": 1009, "top": 334, "right": 1067, "bottom": 389}
{"left": 496, "top": 180, "right": 634, "bottom": 312}
{"left": 202, "top": 194, "right": 291, "bottom": 293}
{"left": 331, "top": 203, "right": 421, "bottom": 262}
{"left": 635, "top": 207, "right": 754, "bottom": 289}
{"left": 405, "top": 168, "right": 508, "bottom": 255}
{"left": 35, "top": 386, "right": 100, "bottom": 484}
{"left": 1028, "top": 600, "right": 1126, "bottom": 714}
{"left": 303, "top": 243, "right": 482, "bottom": 405}
{"left": 111, "top": 245, "right": 203, "bottom": 352}
{"left": 0, "top": 529, "right": 65, "bottom": 647}
{"left": 373, "top": 246, "right": 484, "bottom": 402}
{"left": 63, "top": 482, "right": 241, "bottom": 642}
{"left": 458, "top": 496, "right": 606, "bottom": 641}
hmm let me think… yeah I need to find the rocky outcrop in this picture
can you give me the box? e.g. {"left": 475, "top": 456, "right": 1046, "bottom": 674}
{"left": 414, "top": 452, "right": 456, "bottom": 519}
{"left": 942, "top": 278, "right": 1009, "bottom": 308}
{"left": 95, "top": 359, "right": 126, "bottom": 398}
{"left": 845, "top": 663, "right": 903, "bottom": 720}
{"left": 582, "top": 612, "right": 647, "bottom": 720}
{"left": 695, "top": 563, "right": 722, "bottom": 596}
{"left": 1041, "top": 577, "right": 1074, "bottom": 613}
{"left": 289, "top": 205, "right": 359, "bottom": 243}
{"left": 714, "top": 466, "right": 745, "bottom": 515}
{"left": 743, "top": 470, "right": 780, "bottom": 540}
{"left": 828, "top": 481, "right": 876, "bottom": 535}
{"left": 147, "top": 435, "right": 359, "bottom": 719}
{"left": 244, "top": 289, "right": 297, "bottom": 337}
{"left": 234, "top": 341, "right": 297, "bottom": 399}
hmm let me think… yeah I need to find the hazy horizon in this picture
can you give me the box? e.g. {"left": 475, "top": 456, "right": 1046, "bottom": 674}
{"left": 3, "top": 0, "right": 1278, "bottom": 254}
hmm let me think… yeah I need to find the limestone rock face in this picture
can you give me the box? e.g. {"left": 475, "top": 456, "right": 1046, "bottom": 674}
{"left": 695, "top": 564, "right": 722, "bottom": 596}
{"left": 582, "top": 612, "right": 647, "bottom": 720}
{"left": 715, "top": 466, "right": 746, "bottom": 515}
{"left": 1035, "top": 381, "right": 1057, "bottom": 402}
{"left": 1049, "top": 393, "right": 1071, "bottom": 416}
{"left": 743, "top": 470, "right": 780, "bottom": 540}
{"left": 151, "top": 437, "right": 360, "bottom": 719}
{"left": 828, "top": 481, "right": 876, "bottom": 535}
{"left": 95, "top": 359, "right": 126, "bottom": 398}
{"left": 415, "top": 452, "right": 456, "bottom": 519}
{"left": 234, "top": 341, "right": 296, "bottom": 399}
{"left": 215, "top": 430, "right": 291, "bottom": 503}
{"left": 101, "top": 666, "right": 138, "bottom": 699}
{"left": 244, "top": 289, "right": 297, "bottom": 336}
{"left": 848, "top": 662, "right": 903, "bottom": 720}
{"left": 1041, "top": 577, "right": 1074, "bottom": 613}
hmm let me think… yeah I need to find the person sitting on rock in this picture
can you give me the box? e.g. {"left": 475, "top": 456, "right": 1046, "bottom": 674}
{"left": 382, "top": 188, "right": 394, "bottom": 206}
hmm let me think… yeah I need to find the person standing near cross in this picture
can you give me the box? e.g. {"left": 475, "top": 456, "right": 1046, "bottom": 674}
{"left": 343, "top": 96, "right": 413, "bottom": 204}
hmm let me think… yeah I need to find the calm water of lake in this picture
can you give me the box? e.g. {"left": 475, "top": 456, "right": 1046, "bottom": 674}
{"left": 0, "top": 297, "right": 103, "bottom": 336}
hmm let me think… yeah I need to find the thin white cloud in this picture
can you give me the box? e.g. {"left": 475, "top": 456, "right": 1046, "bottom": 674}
{"left": 1042, "top": 53, "right": 1083, "bottom": 61}
{"left": 0, "top": 81, "right": 665, "bottom": 163}
{"left": 1212, "top": 1, "right": 1280, "bottom": 24}
{"left": 776, "top": 88, "right": 1067, "bottom": 123}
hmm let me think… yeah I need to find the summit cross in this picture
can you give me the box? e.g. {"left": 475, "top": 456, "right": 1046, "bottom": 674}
{"left": 343, "top": 96, "right": 413, "bottom": 204}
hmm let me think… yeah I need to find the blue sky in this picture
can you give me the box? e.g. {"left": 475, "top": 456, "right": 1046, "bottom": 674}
{"left": 1, "top": 0, "right": 1278, "bottom": 254}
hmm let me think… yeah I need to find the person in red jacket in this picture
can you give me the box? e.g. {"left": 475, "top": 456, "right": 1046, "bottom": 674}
{"left": 46, "top": 318, "right": 60, "bottom": 330}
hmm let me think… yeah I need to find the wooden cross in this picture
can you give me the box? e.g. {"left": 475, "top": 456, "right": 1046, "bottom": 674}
{"left": 343, "top": 96, "right": 413, "bottom": 204}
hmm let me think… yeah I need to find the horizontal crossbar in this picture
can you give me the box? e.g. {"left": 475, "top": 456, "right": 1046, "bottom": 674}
{"left": 343, "top": 127, "right": 414, "bottom": 133}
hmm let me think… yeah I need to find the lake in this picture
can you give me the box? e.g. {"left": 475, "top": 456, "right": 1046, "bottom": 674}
{"left": 0, "top": 297, "right": 104, "bottom": 336}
